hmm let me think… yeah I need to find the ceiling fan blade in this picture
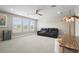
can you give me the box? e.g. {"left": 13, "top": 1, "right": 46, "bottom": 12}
{"left": 51, "top": 5, "right": 56, "bottom": 7}
{"left": 36, "top": 10, "right": 38, "bottom": 14}
{"left": 38, "top": 13, "right": 43, "bottom": 16}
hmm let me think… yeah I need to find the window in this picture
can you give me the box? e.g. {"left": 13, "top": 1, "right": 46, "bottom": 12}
{"left": 23, "top": 19, "right": 29, "bottom": 32}
{"left": 12, "top": 17, "right": 22, "bottom": 33}
{"left": 12, "top": 16, "right": 37, "bottom": 34}
{"left": 29, "top": 20, "right": 36, "bottom": 32}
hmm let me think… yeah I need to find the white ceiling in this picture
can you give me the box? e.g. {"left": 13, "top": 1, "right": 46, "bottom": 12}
{"left": 0, "top": 5, "right": 76, "bottom": 19}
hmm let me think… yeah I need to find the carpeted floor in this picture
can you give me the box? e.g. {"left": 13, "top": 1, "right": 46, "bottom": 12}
{"left": 0, "top": 35, "right": 56, "bottom": 53}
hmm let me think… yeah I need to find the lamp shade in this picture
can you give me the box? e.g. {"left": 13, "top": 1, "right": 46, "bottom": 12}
{"left": 63, "top": 16, "right": 79, "bottom": 22}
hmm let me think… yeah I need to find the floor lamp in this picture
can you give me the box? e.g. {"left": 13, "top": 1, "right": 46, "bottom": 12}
{"left": 63, "top": 15, "right": 79, "bottom": 36}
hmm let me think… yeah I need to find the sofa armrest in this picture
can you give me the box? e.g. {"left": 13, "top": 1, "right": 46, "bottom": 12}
{"left": 37, "top": 31, "right": 41, "bottom": 33}
{"left": 37, "top": 31, "right": 41, "bottom": 35}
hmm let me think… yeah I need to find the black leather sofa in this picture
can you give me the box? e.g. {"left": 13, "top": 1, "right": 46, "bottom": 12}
{"left": 37, "top": 28, "right": 59, "bottom": 38}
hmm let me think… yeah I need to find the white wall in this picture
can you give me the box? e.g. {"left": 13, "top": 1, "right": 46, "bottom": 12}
{"left": 37, "top": 16, "right": 69, "bottom": 36}
{"left": 74, "top": 6, "right": 79, "bottom": 36}
{"left": 75, "top": 20, "right": 79, "bottom": 36}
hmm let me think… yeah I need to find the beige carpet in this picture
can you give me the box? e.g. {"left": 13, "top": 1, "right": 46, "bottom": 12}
{"left": 0, "top": 35, "right": 56, "bottom": 53}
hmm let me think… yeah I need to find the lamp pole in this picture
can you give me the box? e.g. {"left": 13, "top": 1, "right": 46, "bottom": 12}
{"left": 74, "top": 16, "right": 75, "bottom": 37}
{"left": 69, "top": 21, "right": 71, "bottom": 36}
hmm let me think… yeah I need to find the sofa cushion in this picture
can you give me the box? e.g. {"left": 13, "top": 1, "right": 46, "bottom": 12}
{"left": 48, "top": 28, "right": 58, "bottom": 33}
{"left": 42, "top": 31, "right": 46, "bottom": 33}
{"left": 40, "top": 28, "right": 48, "bottom": 32}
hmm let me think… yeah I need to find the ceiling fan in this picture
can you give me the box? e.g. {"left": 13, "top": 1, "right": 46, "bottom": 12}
{"left": 35, "top": 5, "right": 56, "bottom": 16}
{"left": 35, "top": 9, "right": 43, "bottom": 16}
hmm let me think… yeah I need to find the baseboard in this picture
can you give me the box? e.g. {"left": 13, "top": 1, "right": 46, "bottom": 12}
{"left": 12, "top": 32, "right": 36, "bottom": 39}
